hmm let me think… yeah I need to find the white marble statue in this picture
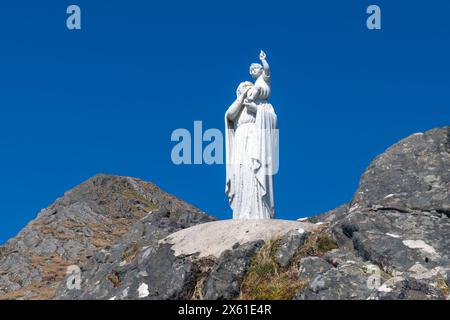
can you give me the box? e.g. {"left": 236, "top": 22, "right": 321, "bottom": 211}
{"left": 225, "top": 50, "right": 278, "bottom": 219}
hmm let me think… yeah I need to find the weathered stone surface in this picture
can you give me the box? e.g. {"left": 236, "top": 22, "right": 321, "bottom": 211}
{"left": 332, "top": 209, "right": 449, "bottom": 274}
{"left": 55, "top": 219, "right": 313, "bottom": 300}
{"left": 55, "top": 207, "right": 215, "bottom": 300}
{"left": 297, "top": 265, "right": 373, "bottom": 300}
{"left": 295, "top": 250, "right": 375, "bottom": 300}
{"left": 297, "top": 257, "right": 332, "bottom": 281}
{"left": 2, "top": 127, "right": 450, "bottom": 300}
{"left": 373, "top": 275, "right": 446, "bottom": 300}
{"left": 294, "top": 127, "right": 450, "bottom": 300}
{"left": 160, "top": 219, "right": 316, "bottom": 259}
{"left": 0, "top": 175, "right": 212, "bottom": 300}
{"left": 274, "top": 229, "right": 310, "bottom": 268}
{"left": 202, "top": 241, "right": 263, "bottom": 300}
{"left": 350, "top": 127, "right": 450, "bottom": 214}
{"left": 306, "top": 205, "right": 348, "bottom": 225}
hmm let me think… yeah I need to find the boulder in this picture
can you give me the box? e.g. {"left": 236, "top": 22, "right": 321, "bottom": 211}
{"left": 202, "top": 241, "right": 264, "bottom": 300}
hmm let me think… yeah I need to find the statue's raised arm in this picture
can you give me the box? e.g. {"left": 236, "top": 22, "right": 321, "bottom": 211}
{"left": 259, "top": 50, "right": 270, "bottom": 77}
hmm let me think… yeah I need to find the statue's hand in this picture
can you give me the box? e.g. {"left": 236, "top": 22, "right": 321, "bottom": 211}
{"left": 243, "top": 100, "right": 258, "bottom": 113}
{"left": 238, "top": 88, "right": 251, "bottom": 102}
{"left": 259, "top": 50, "right": 267, "bottom": 61}
{"left": 244, "top": 86, "right": 252, "bottom": 95}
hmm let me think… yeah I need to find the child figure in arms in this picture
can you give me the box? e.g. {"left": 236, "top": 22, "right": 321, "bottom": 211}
{"left": 244, "top": 50, "right": 271, "bottom": 112}
{"left": 225, "top": 50, "right": 278, "bottom": 220}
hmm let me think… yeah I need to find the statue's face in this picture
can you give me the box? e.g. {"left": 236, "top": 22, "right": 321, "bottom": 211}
{"left": 250, "top": 64, "right": 263, "bottom": 79}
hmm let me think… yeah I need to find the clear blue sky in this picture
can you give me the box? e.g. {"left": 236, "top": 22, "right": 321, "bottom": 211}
{"left": 0, "top": 1, "right": 449, "bottom": 244}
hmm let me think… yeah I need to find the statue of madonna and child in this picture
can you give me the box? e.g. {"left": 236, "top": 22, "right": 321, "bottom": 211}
{"left": 225, "top": 50, "right": 279, "bottom": 220}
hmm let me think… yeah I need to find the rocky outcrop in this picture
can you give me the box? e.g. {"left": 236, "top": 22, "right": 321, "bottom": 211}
{"left": 160, "top": 219, "right": 317, "bottom": 259}
{"left": 0, "top": 175, "right": 213, "bottom": 300}
{"left": 296, "top": 250, "right": 374, "bottom": 300}
{"left": 202, "top": 241, "right": 264, "bottom": 300}
{"left": 54, "top": 207, "right": 215, "bottom": 300}
{"left": 301, "top": 127, "right": 450, "bottom": 299}
{"left": 351, "top": 128, "right": 450, "bottom": 214}
{"left": 55, "top": 219, "right": 316, "bottom": 300}
{"left": 1, "top": 127, "right": 449, "bottom": 300}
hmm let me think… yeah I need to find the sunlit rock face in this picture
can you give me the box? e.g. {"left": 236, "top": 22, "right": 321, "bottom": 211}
{"left": 307, "top": 127, "right": 450, "bottom": 300}
{"left": 0, "top": 174, "right": 214, "bottom": 300}
{"left": 1, "top": 127, "right": 449, "bottom": 300}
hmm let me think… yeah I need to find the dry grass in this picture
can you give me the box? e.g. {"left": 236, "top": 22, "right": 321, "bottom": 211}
{"left": 239, "top": 240, "right": 308, "bottom": 300}
{"left": 0, "top": 285, "right": 56, "bottom": 300}
{"left": 60, "top": 220, "right": 87, "bottom": 229}
{"left": 107, "top": 271, "right": 121, "bottom": 288}
{"left": 191, "top": 274, "right": 208, "bottom": 300}
{"left": 294, "top": 227, "right": 338, "bottom": 260}
{"left": 122, "top": 243, "right": 139, "bottom": 263}
{"left": 437, "top": 276, "right": 450, "bottom": 296}
{"left": 1, "top": 254, "right": 71, "bottom": 300}
{"left": 189, "top": 257, "right": 216, "bottom": 300}
{"left": 0, "top": 180, "right": 163, "bottom": 300}
{"left": 122, "top": 191, "right": 159, "bottom": 212}
{"left": 239, "top": 227, "right": 338, "bottom": 300}
{"left": 90, "top": 237, "right": 112, "bottom": 248}
{"left": 30, "top": 254, "right": 69, "bottom": 279}
{"left": 0, "top": 215, "right": 139, "bottom": 300}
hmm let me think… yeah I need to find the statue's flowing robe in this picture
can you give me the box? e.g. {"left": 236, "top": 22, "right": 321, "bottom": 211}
{"left": 225, "top": 101, "right": 278, "bottom": 219}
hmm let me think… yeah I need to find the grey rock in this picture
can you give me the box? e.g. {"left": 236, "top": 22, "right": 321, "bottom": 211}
{"left": 296, "top": 263, "right": 374, "bottom": 300}
{"left": 333, "top": 209, "right": 449, "bottom": 274}
{"left": 306, "top": 205, "right": 348, "bottom": 224}
{"left": 2, "top": 127, "right": 450, "bottom": 300}
{"left": 128, "top": 243, "right": 197, "bottom": 300}
{"left": 297, "top": 127, "right": 450, "bottom": 300}
{"left": 294, "top": 250, "right": 373, "bottom": 300}
{"left": 202, "top": 241, "right": 263, "bottom": 300}
{"left": 55, "top": 207, "right": 215, "bottom": 300}
{"left": 0, "top": 174, "right": 213, "bottom": 299}
{"left": 274, "top": 229, "right": 310, "bottom": 268}
{"left": 323, "top": 249, "right": 366, "bottom": 268}
{"left": 297, "top": 257, "right": 332, "bottom": 281}
{"left": 374, "top": 276, "right": 446, "bottom": 300}
{"left": 351, "top": 127, "right": 450, "bottom": 214}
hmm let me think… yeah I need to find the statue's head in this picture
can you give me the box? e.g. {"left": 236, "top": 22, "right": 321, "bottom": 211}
{"left": 236, "top": 81, "right": 253, "bottom": 98}
{"left": 249, "top": 63, "right": 263, "bottom": 79}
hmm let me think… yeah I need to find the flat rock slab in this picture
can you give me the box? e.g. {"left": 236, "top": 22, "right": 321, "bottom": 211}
{"left": 159, "top": 219, "right": 318, "bottom": 258}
